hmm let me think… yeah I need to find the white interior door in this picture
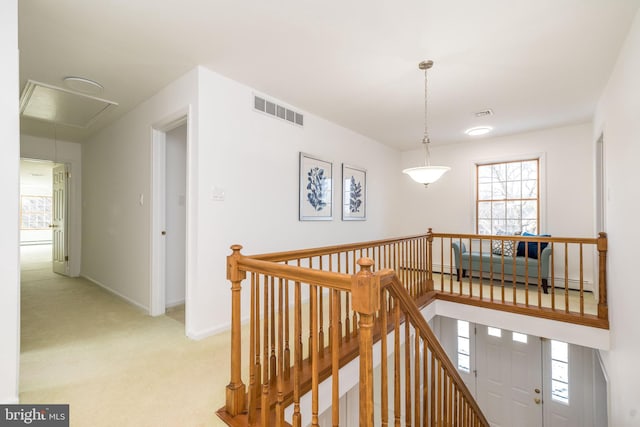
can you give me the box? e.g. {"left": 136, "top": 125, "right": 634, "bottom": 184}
{"left": 476, "top": 325, "right": 543, "bottom": 427}
{"left": 52, "top": 163, "right": 68, "bottom": 275}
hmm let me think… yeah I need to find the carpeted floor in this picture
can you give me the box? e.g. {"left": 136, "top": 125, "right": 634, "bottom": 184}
{"left": 19, "top": 245, "right": 230, "bottom": 427}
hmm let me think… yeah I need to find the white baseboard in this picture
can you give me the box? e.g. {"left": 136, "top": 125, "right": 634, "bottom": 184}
{"left": 1, "top": 395, "right": 19, "bottom": 404}
{"left": 81, "top": 275, "right": 149, "bottom": 312}
{"left": 166, "top": 299, "right": 185, "bottom": 309}
{"left": 186, "top": 314, "right": 251, "bottom": 341}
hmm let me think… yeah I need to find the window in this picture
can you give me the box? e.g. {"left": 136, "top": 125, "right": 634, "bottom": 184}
{"left": 512, "top": 332, "right": 528, "bottom": 344}
{"left": 476, "top": 159, "right": 539, "bottom": 235}
{"left": 551, "top": 340, "right": 569, "bottom": 404}
{"left": 457, "top": 320, "right": 470, "bottom": 373}
{"left": 487, "top": 327, "right": 502, "bottom": 338}
{"left": 20, "top": 195, "right": 52, "bottom": 230}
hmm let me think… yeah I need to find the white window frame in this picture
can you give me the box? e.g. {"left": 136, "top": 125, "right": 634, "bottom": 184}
{"left": 472, "top": 153, "right": 546, "bottom": 234}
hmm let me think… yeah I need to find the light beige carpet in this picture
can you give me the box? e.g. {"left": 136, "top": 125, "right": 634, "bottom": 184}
{"left": 19, "top": 245, "right": 230, "bottom": 427}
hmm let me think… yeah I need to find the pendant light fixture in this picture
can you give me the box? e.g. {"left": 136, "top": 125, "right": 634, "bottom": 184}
{"left": 402, "top": 60, "right": 450, "bottom": 187}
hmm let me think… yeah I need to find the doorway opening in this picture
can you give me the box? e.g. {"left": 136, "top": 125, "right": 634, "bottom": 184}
{"left": 19, "top": 159, "right": 68, "bottom": 276}
{"left": 151, "top": 111, "right": 189, "bottom": 331}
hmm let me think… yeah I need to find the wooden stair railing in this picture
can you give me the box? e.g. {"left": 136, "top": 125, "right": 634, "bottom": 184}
{"left": 218, "top": 230, "right": 608, "bottom": 425}
{"left": 218, "top": 244, "right": 488, "bottom": 426}
{"left": 360, "top": 263, "right": 489, "bottom": 426}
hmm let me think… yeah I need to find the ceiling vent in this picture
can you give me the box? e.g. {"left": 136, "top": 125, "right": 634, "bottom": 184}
{"left": 254, "top": 94, "right": 304, "bottom": 127}
{"left": 19, "top": 80, "right": 118, "bottom": 129}
{"left": 474, "top": 109, "right": 494, "bottom": 118}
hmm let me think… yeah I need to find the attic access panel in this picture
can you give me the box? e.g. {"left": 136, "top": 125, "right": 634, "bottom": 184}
{"left": 20, "top": 80, "right": 118, "bottom": 129}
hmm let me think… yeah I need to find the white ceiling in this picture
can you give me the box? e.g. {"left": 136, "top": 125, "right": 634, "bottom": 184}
{"left": 18, "top": 0, "right": 640, "bottom": 151}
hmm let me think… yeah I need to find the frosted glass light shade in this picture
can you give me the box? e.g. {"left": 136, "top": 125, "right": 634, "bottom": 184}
{"left": 402, "top": 165, "right": 450, "bottom": 185}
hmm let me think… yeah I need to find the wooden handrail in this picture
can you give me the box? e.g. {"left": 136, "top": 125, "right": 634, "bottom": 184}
{"left": 248, "top": 234, "right": 428, "bottom": 262}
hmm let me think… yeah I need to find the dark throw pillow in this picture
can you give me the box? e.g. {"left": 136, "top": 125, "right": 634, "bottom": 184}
{"left": 516, "top": 231, "right": 550, "bottom": 259}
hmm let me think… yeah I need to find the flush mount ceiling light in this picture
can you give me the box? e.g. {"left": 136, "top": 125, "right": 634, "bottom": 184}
{"left": 402, "top": 60, "right": 450, "bottom": 187}
{"left": 465, "top": 126, "right": 493, "bottom": 136}
{"left": 63, "top": 76, "right": 104, "bottom": 95}
{"left": 20, "top": 80, "right": 118, "bottom": 129}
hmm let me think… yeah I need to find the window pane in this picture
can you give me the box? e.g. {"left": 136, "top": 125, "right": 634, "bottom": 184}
{"left": 506, "top": 201, "right": 522, "bottom": 220}
{"left": 478, "top": 165, "right": 492, "bottom": 183}
{"left": 512, "top": 332, "right": 528, "bottom": 343}
{"left": 478, "top": 183, "right": 492, "bottom": 200}
{"left": 522, "top": 160, "right": 538, "bottom": 180}
{"left": 551, "top": 340, "right": 568, "bottom": 362}
{"left": 458, "top": 337, "right": 470, "bottom": 355}
{"left": 492, "top": 182, "right": 506, "bottom": 199}
{"left": 478, "top": 220, "right": 492, "bottom": 235}
{"left": 552, "top": 380, "right": 569, "bottom": 404}
{"left": 458, "top": 353, "right": 470, "bottom": 372}
{"left": 552, "top": 360, "right": 568, "bottom": 382}
{"left": 492, "top": 163, "right": 506, "bottom": 181}
{"left": 492, "top": 202, "right": 506, "bottom": 220}
{"left": 488, "top": 327, "right": 502, "bottom": 338}
{"left": 523, "top": 179, "right": 537, "bottom": 198}
{"left": 506, "top": 181, "right": 522, "bottom": 198}
{"left": 478, "top": 202, "right": 492, "bottom": 219}
{"left": 506, "top": 162, "right": 522, "bottom": 180}
{"left": 457, "top": 320, "right": 469, "bottom": 338}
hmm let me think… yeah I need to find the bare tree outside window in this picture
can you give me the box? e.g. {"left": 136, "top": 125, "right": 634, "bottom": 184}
{"left": 476, "top": 159, "right": 539, "bottom": 235}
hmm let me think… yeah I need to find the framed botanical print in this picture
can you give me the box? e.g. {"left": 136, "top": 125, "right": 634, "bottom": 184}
{"left": 299, "top": 152, "right": 333, "bottom": 221}
{"left": 342, "top": 164, "right": 366, "bottom": 221}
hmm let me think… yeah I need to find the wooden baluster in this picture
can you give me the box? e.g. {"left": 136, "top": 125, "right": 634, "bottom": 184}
{"left": 551, "top": 242, "right": 556, "bottom": 311}
{"left": 538, "top": 243, "right": 543, "bottom": 309}
{"left": 423, "top": 340, "right": 428, "bottom": 427}
{"left": 225, "top": 245, "right": 246, "bottom": 416}
{"left": 467, "top": 238, "right": 472, "bottom": 296}
{"left": 405, "top": 319, "right": 411, "bottom": 427}
{"left": 430, "top": 352, "right": 436, "bottom": 427}
{"left": 564, "top": 242, "right": 569, "bottom": 313}
{"left": 514, "top": 242, "right": 520, "bottom": 305}
{"left": 427, "top": 228, "right": 434, "bottom": 292}
{"left": 284, "top": 275, "right": 291, "bottom": 381}
{"left": 580, "top": 243, "right": 585, "bottom": 315}
{"left": 275, "top": 278, "right": 284, "bottom": 426}
{"left": 319, "top": 260, "right": 325, "bottom": 358}
{"left": 450, "top": 238, "right": 454, "bottom": 293}
{"left": 436, "top": 360, "right": 442, "bottom": 426}
{"left": 381, "top": 288, "right": 389, "bottom": 427}
{"left": 292, "top": 280, "right": 302, "bottom": 427}
{"left": 352, "top": 258, "right": 379, "bottom": 427}
{"left": 311, "top": 284, "right": 319, "bottom": 427}
{"left": 262, "top": 275, "right": 269, "bottom": 427}
{"left": 597, "top": 232, "right": 608, "bottom": 320}
{"left": 248, "top": 273, "right": 257, "bottom": 423}
{"left": 352, "top": 250, "right": 359, "bottom": 337}
{"left": 394, "top": 300, "right": 401, "bottom": 427}
{"left": 489, "top": 239, "right": 494, "bottom": 302}
{"left": 414, "top": 330, "right": 420, "bottom": 427}
{"left": 345, "top": 253, "right": 351, "bottom": 341}
{"left": 331, "top": 289, "right": 340, "bottom": 427}
{"left": 270, "top": 276, "right": 277, "bottom": 379}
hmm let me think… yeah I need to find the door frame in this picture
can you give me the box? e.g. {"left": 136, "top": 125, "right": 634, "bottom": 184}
{"left": 150, "top": 107, "right": 191, "bottom": 323}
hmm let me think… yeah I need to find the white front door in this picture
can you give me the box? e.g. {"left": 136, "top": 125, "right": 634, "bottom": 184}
{"left": 476, "top": 325, "right": 543, "bottom": 427}
{"left": 52, "top": 163, "right": 68, "bottom": 275}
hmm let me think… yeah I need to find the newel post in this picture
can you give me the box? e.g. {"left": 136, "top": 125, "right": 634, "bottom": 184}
{"left": 352, "top": 258, "right": 380, "bottom": 427}
{"left": 426, "top": 228, "right": 434, "bottom": 292}
{"left": 226, "top": 244, "right": 247, "bottom": 416}
{"left": 597, "top": 233, "right": 609, "bottom": 321}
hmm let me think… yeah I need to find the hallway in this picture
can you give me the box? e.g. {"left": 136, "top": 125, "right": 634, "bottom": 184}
{"left": 19, "top": 245, "right": 228, "bottom": 426}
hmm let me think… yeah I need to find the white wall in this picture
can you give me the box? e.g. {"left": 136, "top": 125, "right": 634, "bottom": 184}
{"left": 21, "top": 136, "right": 82, "bottom": 275}
{"left": 397, "top": 122, "right": 595, "bottom": 238}
{"left": 594, "top": 7, "right": 640, "bottom": 426}
{"left": 190, "top": 67, "right": 400, "bottom": 337}
{"left": 0, "top": 0, "right": 20, "bottom": 404}
{"left": 81, "top": 68, "right": 199, "bottom": 311}
{"left": 81, "top": 66, "right": 401, "bottom": 338}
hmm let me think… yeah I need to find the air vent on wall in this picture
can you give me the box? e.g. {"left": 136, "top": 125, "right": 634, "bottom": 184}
{"left": 254, "top": 95, "right": 304, "bottom": 126}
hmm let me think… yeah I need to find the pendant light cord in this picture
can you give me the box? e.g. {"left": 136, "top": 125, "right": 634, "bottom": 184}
{"left": 423, "top": 62, "right": 431, "bottom": 166}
